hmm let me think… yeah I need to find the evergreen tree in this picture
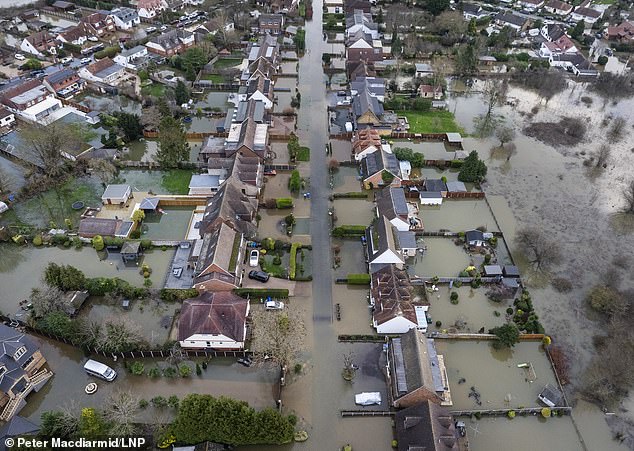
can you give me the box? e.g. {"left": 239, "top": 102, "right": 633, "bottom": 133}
{"left": 458, "top": 150, "right": 487, "bottom": 183}
{"left": 570, "top": 20, "right": 585, "bottom": 40}
{"left": 174, "top": 80, "right": 190, "bottom": 106}
{"left": 156, "top": 116, "right": 189, "bottom": 168}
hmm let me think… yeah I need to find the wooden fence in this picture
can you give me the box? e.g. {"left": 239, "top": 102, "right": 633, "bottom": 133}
{"left": 450, "top": 407, "right": 571, "bottom": 417}
{"left": 447, "top": 191, "right": 485, "bottom": 199}
{"left": 142, "top": 130, "right": 228, "bottom": 140}
{"left": 61, "top": 98, "right": 90, "bottom": 113}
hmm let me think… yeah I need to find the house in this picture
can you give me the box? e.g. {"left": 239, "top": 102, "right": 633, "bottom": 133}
{"left": 495, "top": 12, "right": 528, "bottom": 32}
{"left": 43, "top": 69, "right": 84, "bottom": 100}
{"left": 353, "top": 88, "right": 385, "bottom": 128}
{"left": 571, "top": 7, "right": 602, "bottom": 24}
{"left": 110, "top": 8, "right": 140, "bottom": 30}
{"left": 366, "top": 217, "right": 416, "bottom": 272}
{"left": 0, "top": 416, "right": 40, "bottom": 450}
{"left": 0, "top": 79, "right": 63, "bottom": 124}
{"left": 199, "top": 177, "right": 258, "bottom": 238}
{"left": 224, "top": 118, "right": 269, "bottom": 161}
{"left": 388, "top": 330, "right": 451, "bottom": 407}
{"left": 350, "top": 76, "right": 385, "bottom": 102}
{"left": 137, "top": 0, "right": 165, "bottom": 19}
{"left": 376, "top": 186, "right": 419, "bottom": 232}
{"left": 607, "top": 21, "right": 634, "bottom": 41}
{"left": 257, "top": 14, "right": 284, "bottom": 35}
{"left": 178, "top": 291, "right": 249, "bottom": 350}
{"left": 192, "top": 222, "right": 243, "bottom": 291}
{"left": 101, "top": 184, "right": 131, "bottom": 205}
{"left": 242, "top": 76, "right": 274, "bottom": 109}
{"left": 80, "top": 12, "right": 115, "bottom": 37}
{"left": 56, "top": 26, "right": 88, "bottom": 46}
{"left": 146, "top": 29, "right": 194, "bottom": 56}
{"left": 371, "top": 266, "right": 428, "bottom": 334}
{"left": 394, "top": 402, "right": 459, "bottom": 451}
{"left": 361, "top": 149, "right": 401, "bottom": 189}
{"left": 78, "top": 58, "right": 126, "bottom": 86}
{"left": 352, "top": 128, "right": 383, "bottom": 161}
{"left": 419, "top": 84, "right": 443, "bottom": 100}
{"left": 0, "top": 325, "right": 52, "bottom": 421}
{"left": 78, "top": 218, "right": 133, "bottom": 238}
{"left": 419, "top": 179, "right": 446, "bottom": 206}
{"left": 246, "top": 35, "right": 280, "bottom": 67}
{"left": 346, "top": 31, "right": 383, "bottom": 63}
{"left": 540, "top": 24, "right": 566, "bottom": 41}
{"left": 465, "top": 229, "right": 485, "bottom": 248}
{"left": 346, "top": 9, "right": 379, "bottom": 39}
{"left": 204, "top": 152, "right": 263, "bottom": 197}
{"left": 538, "top": 34, "right": 578, "bottom": 58}
{"left": 120, "top": 241, "right": 142, "bottom": 262}
{"left": 550, "top": 53, "right": 598, "bottom": 76}
{"left": 113, "top": 45, "right": 148, "bottom": 71}
{"left": 0, "top": 108, "right": 16, "bottom": 129}
{"left": 347, "top": 60, "right": 376, "bottom": 81}
{"left": 519, "top": 0, "right": 544, "bottom": 12}
{"left": 462, "top": 3, "right": 488, "bottom": 20}
{"left": 20, "top": 31, "right": 58, "bottom": 57}
{"left": 344, "top": 0, "right": 372, "bottom": 14}
{"left": 543, "top": 0, "right": 573, "bottom": 16}
{"left": 52, "top": 0, "right": 76, "bottom": 11}
{"left": 188, "top": 174, "right": 222, "bottom": 196}
{"left": 415, "top": 63, "right": 434, "bottom": 78}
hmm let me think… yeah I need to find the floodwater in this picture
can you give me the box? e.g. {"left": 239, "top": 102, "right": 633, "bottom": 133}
{"left": 0, "top": 245, "right": 174, "bottom": 314}
{"left": 78, "top": 95, "right": 142, "bottom": 115}
{"left": 184, "top": 117, "right": 215, "bottom": 133}
{"left": 332, "top": 285, "right": 373, "bottom": 335}
{"left": 419, "top": 200, "right": 500, "bottom": 233}
{"left": 390, "top": 140, "right": 455, "bottom": 161}
{"left": 141, "top": 207, "right": 194, "bottom": 240}
{"left": 194, "top": 92, "right": 230, "bottom": 110}
{"left": 332, "top": 198, "right": 374, "bottom": 226}
{"left": 407, "top": 237, "right": 472, "bottom": 278}
{"left": 332, "top": 238, "right": 366, "bottom": 279}
{"left": 331, "top": 166, "right": 362, "bottom": 193}
{"left": 270, "top": 141, "right": 290, "bottom": 163}
{"left": 0, "top": 155, "right": 26, "bottom": 193}
{"left": 281, "top": 61, "right": 298, "bottom": 75}
{"left": 330, "top": 139, "right": 352, "bottom": 162}
{"left": 116, "top": 169, "right": 194, "bottom": 194}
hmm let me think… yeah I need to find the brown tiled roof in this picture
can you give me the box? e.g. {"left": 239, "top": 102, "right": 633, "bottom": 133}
{"left": 85, "top": 57, "right": 115, "bottom": 75}
{"left": 352, "top": 128, "right": 381, "bottom": 154}
{"left": 58, "top": 26, "right": 86, "bottom": 42}
{"left": 81, "top": 12, "right": 110, "bottom": 24}
{"left": 372, "top": 264, "right": 417, "bottom": 326}
{"left": 178, "top": 291, "right": 248, "bottom": 341}
{"left": 26, "top": 31, "right": 55, "bottom": 47}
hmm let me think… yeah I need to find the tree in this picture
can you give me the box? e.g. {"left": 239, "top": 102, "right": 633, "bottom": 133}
{"left": 455, "top": 42, "right": 478, "bottom": 76}
{"left": 89, "top": 159, "right": 117, "bottom": 186}
{"left": 474, "top": 80, "right": 506, "bottom": 137}
{"left": 23, "top": 58, "right": 42, "bottom": 70}
{"left": 112, "top": 112, "right": 143, "bottom": 141}
{"left": 30, "top": 286, "right": 66, "bottom": 318}
{"left": 393, "top": 147, "right": 425, "bottom": 168}
{"left": 490, "top": 323, "right": 520, "bottom": 349}
{"left": 570, "top": 20, "right": 585, "bottom": 40}
{"left": 131, "top": 209, "right": 145, "bottom": 223}
{"left": 496, "top": 126, "right": 516, "bottom": 148}
{"left": 424, "top": 0, "right": 450, "bottom": 16}
{"left": 81, "top": 317, "right": 146, "bottom": 353}
{"left": 156, "top": 116, "right": 189, "bottom": 168}
{"left": 103, "top": 391, "right": 140, "bottom": 436}
{"left": 40, "top": 411, "right": 78, "bottom": 439}
{"left": 294, "top": 29, "right": 306, "bottom": 52}
{"left": 607, "top": 116, "right": 626, "bottom": 143}
{"left": 593, "top": 144, "right": 611, "bottom": 168}
{"left": 174, "top": 80, "right": 190, "bottom": 106}
{"left": 140, "top": 105, "right": 162, "bottom": 131}
{"left": 587, "top": 285, "right": 628, "bottom": 316}
{"left": 250, "top": 307, "right": 305, "bottom": 369}
{"left": 92, "top": 235, "right": 105, "bottom": 251}
{"left": 21, "top": 122, "right": 83, "bottom": 179}
{"left": 44, "top": 263, "right": 87, "bottom": 291}
{"left": 515, "top": 227, "right": 562, "bottom": 270}
{"left": 78, "top": 408, "right": 108, "bottom": 439}
{"left": 623, "top": 179, "right": 634, "bottom": 214}
{"left": 511, "top": 70, "right": 567, "bottom": 104}
{"left": 178, "top": 47, "right": 207, "bottom": 80}
{"left": 458, "top": 150, "right": 487, "bottom": 183}
{"left": 288, "top": 170, "right": 301, "bottom": 193}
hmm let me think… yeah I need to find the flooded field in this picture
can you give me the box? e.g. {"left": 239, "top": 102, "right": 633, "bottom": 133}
{"left": 332, "top": 166, "right": 362, "bottom": 193}
{"left": 436, "top": 340, "right": 558, "bottom": 410}
{"left": 332, "top": 198, "right": 374, "bottom": 226}
{"left": 391, "top": 140, "right": 455, "bottom": 161}
{"left": 141, "top": 207, "right": 194, "bottom": 240}
{"left": 407, "top": 237, "right": 471, "bottom": 278}
{"left": 194, "top": 92, "right": 230, "bottom": 110}
{"left": 419, "top": 200, "right": 500, "bottom": 232}
{"left": 428, "top": 285, "right": 511, "bottom": 333}
{"left": 78, "top": 94, "right": 141, "bottom": 115}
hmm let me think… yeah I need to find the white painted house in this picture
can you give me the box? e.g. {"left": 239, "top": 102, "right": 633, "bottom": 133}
{"left": 137, "top": 0, "right": 165, "bottom": 19}
{"left": 78, "top": 58, "right": 126, "bottom": 86}
{"left": 0, "top": 107, "right": 16, "bottom": 128}
{"left": 110, "top": 7, "right": 140, "bottom": 30}
{"left": 113, "top": 45, "right": 148, "bottom": 70}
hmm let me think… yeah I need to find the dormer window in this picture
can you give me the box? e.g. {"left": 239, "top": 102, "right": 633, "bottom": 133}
{"left": 13, "top": 346, "right": 26, "bottom": 361}
{"left": 0, "top": 366, "right": 6, "bottom": 377}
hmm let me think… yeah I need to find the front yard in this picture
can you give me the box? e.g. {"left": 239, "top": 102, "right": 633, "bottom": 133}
{"left": 396, "top": 110, "right": 464, "bottom": 134}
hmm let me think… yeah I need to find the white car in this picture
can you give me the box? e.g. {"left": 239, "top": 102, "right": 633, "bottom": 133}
{"left": 249, "top": 249, "right": 259, "bottom": 267}
{"left": 146, "top": 26, "right": 157, "bottom": 33}
{"left": 265, "top": 300, "right": 285, "bottom": 310}
{"left": 14, "top": 54, "right": 25, "bottom": 61}
{"left": 88, "top": 36, "right": 99, "bottom": 42}
{"left": 80, "top": 57, "right": 92, "bottom": 65}
{"left": 60, "top": 56, "right": 73, "bottom": 64}
{"left": 160, "top": 25, "right": 168, "bottom": 31}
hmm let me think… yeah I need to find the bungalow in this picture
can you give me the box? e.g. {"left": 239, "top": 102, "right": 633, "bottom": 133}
{"left": 78, "top": 58, "right": 126, "bottom": 86}
{"left": 419, "top": 84, "right": 443, "bottom": 100}
{"left": 550, "top": 53, "right": 599, "bottom": 76}
{"left": 376, "top": 186, "right": 419, "bottom": 232}
{"left": 199, "top": 176, "right": 258, "bottom": 238}
{"left": 394, "top": 401, "right": 459, "bottom": 451}
{"left": 137, "top": 0, "right": 165, "bottom": 19}
{"left": 371, "top": 265, "right": 427, "bottom": 334}
{"left": 101, "top": 184, "right": 131, "bottom": 205}
{"left": 20, "top": 31, "right": 58, "bottom": 57}
{"left": 519, "top": 0, "right": 545, "bottom": 12}
{"left": 607, "top": 21, "right": 634, "bottom": 41}
{"left": 462, "top": 3, "right": 488, "bottom": 20}
{"left": 113, "top": 45, "right": 148, "bottom": 71}
{"left": 346, "top": 9, "right": 379, "bottom": 39}
{"left": 352, "top": 128, "right": 383, "bottom": 161}
{"left": 146, "top": 29, "right": 194, "bottom": 56}
{"left": 110, "top": 7, "right": 140, "bottom": 31}
{"left": 465, "top": 229, "right": 485, "bottom": 248}
{"left": 366, "top": 216, "right": 416, "bottom": 272}
{"left": 56, "top": 26, "right": 88, "bottom": 47}
{"left": 80, "top": 12, "right": 115, "bottom": 37}
{"left": 543, "top": 0, "right": 573, "bottom": 16}
{"left": 388, "top": 330, "right": 451, "bottom": 407}
{"left": 43, "top": 69, "right": 84, "bottom": 100}
{"left": 538, "top": 34, "right": 578, "bottom": 58}
{"left": 0, "top": 79, "right": 63, "bottom": 124}
{"left": 571, "top": 7, "right": 602, "bottom": 24}
{"left": 178, "top": 291, "right": 249, "bottom": 350}
{"left": 495, "top": 12, "right": 528, "bottom": 32}
{"left": 361, "top": 149, "right": 402, "bottom": 189}
{"left": 257, "top": 14, "right": 284, "bottom": 35}
{"left": 0, "top": 325, "right": 52, "bottom": 421}
{"left": 192, "top": 222, "right": 243, "bottom": 291}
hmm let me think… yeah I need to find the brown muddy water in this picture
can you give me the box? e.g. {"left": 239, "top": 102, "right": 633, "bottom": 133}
{"left": 407, "top": 237, "right": 472, "bottom": 278}
{"left": 330, "top": 139, "right": 352, "bottom": 162}
{"left": 332, "top": 198, "right": 375, "bottom": 226}
{"left": 419, "top": 199, "right": 499, "bottom": 233}
{"left": 331, "top": 166, "right": 362, "bottom": 193}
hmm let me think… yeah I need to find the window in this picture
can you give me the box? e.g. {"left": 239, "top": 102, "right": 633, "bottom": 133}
{"left": 0, "top": 366, "right": 6, "bottom": 377}
{"left": 13, "top": 346, "right": 27, "bottom": 361}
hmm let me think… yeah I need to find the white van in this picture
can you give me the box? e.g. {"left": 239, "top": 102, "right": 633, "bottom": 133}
{"left": 84, "top": 359, "right": 117, "bottom": 381}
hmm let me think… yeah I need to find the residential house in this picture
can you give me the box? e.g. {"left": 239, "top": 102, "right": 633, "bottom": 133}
{"left": 178, "top": 291, "right": 249, "bottom": 350}
{"left": 56, "top": 26, "right": 88, "bottom": 46}
{"left": 192, "top": 222, "right": 243, "bottom": 291}
{"left": 346, "top": 31, "right": 383, "bottom": 64}
{"left": 43, "top": 68, "right": 84, "bottom": 100}
{"left": 110, "top": 8, "right": 140, "bottom": 30}
{"left": 234, "top": 99, "right": 267, "bottom": 124}
{"left": 495, "top": 12, "right": 528, "bottom": 32}
{"left": 257, "top": 14, "right": 284, "bottom": 35}
{"left": 571, "top": 7, "right": 602, "bottom": 24}
{"left": 0, "top": 416, "right": 40, "bottom": 448}
{"left": 550, "top": 53, "right": 599, "bottom": 76}
{"left": 415, "top": 63, "right": 434, "bottom": 78}
{"left": 366, "top": 216, "right": 417, "bottom": 273}
{"left": 137, "top": 0, "right": 165, "bottom": 19}
{"left": 347, "top": 60, "right": 376, "bottom": 81}
{"left": 376, "top": 186, "right": 421, "bottom": 231}
{"left": 346, "top": 9, "right": 379, "bottom": 39}
{"left": 243, "top": 57, "right": 277, "bottom": 83}
{"left": 519, "top": 0, "right": 545, "bottom": 12}
{"left": 52, "top": 1, "right": 76, "bottom": 11}
{"left": 344, "top": 0, "right": 372, "bottom": 14}
{"left": 465, "top": 229, "right": 485, "bottom": 248}
{"left": 204, "top": 152, "right": 263, "bottom": 197}
{"left": 246, "top": 35, "right": 280, "bottom": 67}
{"left": 199, "top": 176, "right": 258, "bottom": 238}
{"left": 353, "top": 88, "right": 385, "bottom": 129}
{"left": 540, "top": 23, "right": 566, "bottom": 41}
{"left": 388, "top": 329, "right": 451, "bottom": 407}
{"left": 0, "top": 325, "right": 52, "bottom": 421}
{"left": 80, "top": 12, "right": 115, "bottom": 37}
{"left": 419, "top": 179, "right": 446, "bottom": 206}
{"left": 538, "top": 34, "right": 578, "bottom": 58}
{"left": 462, "top": 3, "right": 488, "bottom": 20}
{"left": 78, "top": 58, "right": 126, "bottom": 86}
{"left": 0, "top": 108, "right": 16, "bottom": 129}
{"left": 113, "top": 45, "right": 148, "bottom": 71}
{"left": 352, "top": 128, "right": 384, "bottom": 161}
{"left": 242, "top": 76, "right": 274, "bottom": 109}
{"left": 419, "top": 84, "right": 443, "bottom": 100}
{"left": 20, "top": 31, "right": 58, "bottom": 57}
{"left": 361, "top": 149, "right": 401, "bottom": 189}
{"left": 224, "top": 118, "right": 269, "bottom": 160}
{"left": 146, "top": 29, "right": 194, "bottom": 56}
{"left": 607, "top": 21, "right": 634, "bottom": 41}
{"left": 543, "top": 0, "right": 573, "bottom": 16}
{"left": 101, "top": 184, "right": 132, "bottom": 205}
{"left": 350, "top": 76, "right": 385, "bottom": 102}
{"left": 0, "top": 79, "right": 63, "bottom": 124}
{"left": 394, "top": 402, "right": 459, "bottom": 451}
{"left": 371, "top": 265, "right": 428, "bottom": 333}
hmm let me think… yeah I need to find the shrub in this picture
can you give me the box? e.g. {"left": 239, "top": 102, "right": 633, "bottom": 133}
{"left": 276, "top": 198, "right": 294, "bottom": 209}
{"left": 92, "top": 235, "right": 105, "bottom": 251}
{"left": 148, "top": 367, "right": 161, "bottom": 378}
{"left": 551, "top": 277, "right": 572, "bottom": 293}
{"left": 179, "top": 364, "right": 192, "bottom": 378}
{"left": 143, "top": 278, "right": 152, "bottom": 287}
{"left": 541, "top": 407, "right": 551, "bottom": 418}
{"left": 94, "top": 46, "right": 120, "bottom": 60}
{"left": 332, "top": 225, "right": 366, "bottom": 237}
{"left": 168, "top": 395, "right": 180, "bottom": 409}
{"left": 597, "top": 55, "right": 608, "bottom": 65}
{"left": 288, "top": 170, "right": 301, "bottom": 193}
{"left": 139, "top": 399, "right": 149, "bottom": 409}
{"left": 347, "top": 273, "right": 371, "bottom": 285}
{"left": 289, "top": 243, "right": 301, "bottom": 280}
{"left": 262, "top": 237, "right": 275, "bottom": 250}
{"left": 32, "top": 234, "right": 43, "bottom": 246}
{"left": 73, "top": 236, "right": 82, "bottom": 249}
{"left": 488, "top": 236, "right": 498, "bottom": 247}
{"left": 493, "top": 310, "right": 501, "bottom": 317}
{"left": 160, "top": 288, "right": 199, "bottom": 302}
{"left": 435, "top": 320, "right": 442, "bottom": 327}
{"left": 151, "top": 396, "right": 168, "bottom": 408}
{"left": 163, "top": 367, "right": 177, "bottom": 378}
{"left": 129, "top": 361, "right": 145, "bottom": 375}
{"left": 453, "top": 279, "right": 462, "bottom": 288}
{"left": 507, "top": 410, "right": 516, "bottom": 419}
{"left": 196, "top": 363, "right": 202, "bottom": 376}
{"left": 294, "top": 363, "right": 302, "bottom": 374}
{"left": 506, "top": 307, "right": 514, "bottom": 315}
{"left": 234, "top": 288, "right": 290, "bottom": 299}
{"left": 272, "top": 255, "right": 282, "bottom": 265}
{"left": 450, "top": 292, "right": 459, "bottom": 301}
{"left": 459, "top": 271, "right": 469, "bottom": 277}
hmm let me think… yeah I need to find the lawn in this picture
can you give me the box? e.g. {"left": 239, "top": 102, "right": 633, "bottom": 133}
{"left": 201, "top": 74, "right": 226, "bottom": 83}
{"left": 396, "top": 110, "right": 464, "bottom": 134}
{"left": 161, "top": 169, "right": 194, "bottom": 195}
{"left": 296, "top": 146, "right": 310, "bottom": 161}
{"left": 212, "top": 58, "right": 242, "bottom": 69}
{"left": 141, "top": 83, "right": 166, "bottom": 97}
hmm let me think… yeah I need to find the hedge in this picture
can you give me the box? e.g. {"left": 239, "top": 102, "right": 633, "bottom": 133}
{"left": 276, "top": 198, "right": 294, "bottom": 209}
{"left": 347, "top": 273, "right": 371, "bottom": 285}
{"left": 289, "top": 243, "right": 301, "bottom": 280}
{"left": 333, "top": 192, "right": 368, "bottom": 199}
{"left": 160, "top": 288, "right": 199, "bottom": 302}
{"left": 234, "top": 288, "right": 290, "bottom": 299}
{"left": 94, "top": 46, "right": 120, "bottom": 60}
{"left": 332, "top": 225, "right": 366, "bottom": 237}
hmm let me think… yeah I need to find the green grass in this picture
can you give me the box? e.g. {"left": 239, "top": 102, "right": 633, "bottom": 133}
{"left": 296, "top": 146, "right": 310, "bottom": 161}
{"left": 396, "top": 110, "right": 464, "bottom": 134}
{"left": 260, "top": 253, "right": 288, "bottom": 278}
{"left": 141, "top": 83, "right": 166, "bottom": 97}
{"left": 201, "top": 74, "right": 226, "bottom": 83}
{"left": 161, "top": 169, "right": 194, "bottom": 195}
{"left": 212, "top": 58, "right": 241, "bottom": 69}
{"left": 593, "top": 0, "right": 614, "bottom": 4}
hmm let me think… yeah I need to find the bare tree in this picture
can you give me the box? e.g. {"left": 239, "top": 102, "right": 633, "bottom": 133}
{"left": 342, "top": 351, "right": 357, "bottom": 381}
{"left": 21, "top": 122, "right": 84, "bottom": 179}
{"left": 140, "top": 105, "right": 162, "bottom": 132}
{"left": 623, "top": 179, "right": 634, "bottom": 214}
{"left": 89, "top": 159, "right": 117, "bottom": 186}
{"left": 103, "top": 390, "right": 140, "bottom": 436}
{"left": 474, "top": 80, "right": 507, "bottom": 137}
{"left": 30, "top": 286, "right": 66, "bottom": 318}
{"left": 607, "top": 116, "right": 627, "bottom": 143}
{"left": 82, "top": 317, "right": 146, "bottom": 353}
{"left": 250, "top": 307, "right": 305, "bottom": 370}
{"left": 594, "top": 144, "right": 611, "bottom": 168}
{"left": 496, "top": 125, "right": 516, "bottom": 148}
{"left": 165, "top": 342, "right": 186, "bottom": 368}
{"left": 516, "top": 227, "right": 562, "bottom": 270}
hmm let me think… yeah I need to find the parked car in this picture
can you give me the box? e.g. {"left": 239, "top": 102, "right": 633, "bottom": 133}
{"left": 160, "top": 25, "right": 168, "bottom": 31}
{"left": 80, "top": 57, "right": 91, "bottom": 65}
{"left": 60, "top": 56, "right": 73, "bottom": 64}
{"left": 265, "top": 300, "right": 285, "bottom": 310}
{"left": 249, "top": 249, "right": 260, "bottom": 267}
{"left": 88, "top": 36, "right": 99, "bottom": 42}
{"left": 146, "top": 26, "right": 157, "bottom": 33}
{"left": 14, "top": 54, "right": 25, "bottom": 60}
{"left": 248, "top": 270, "right": 269, "bottom": 283}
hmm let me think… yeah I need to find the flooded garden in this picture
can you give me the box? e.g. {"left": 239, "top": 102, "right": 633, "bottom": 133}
{"left": 332, "top": 198, "right": 374, "bottom": 226}
{"left": 419, "top": 199, "right": 499, "bottom": 233}
{"left": 407, "top": 237, "right": 472, "bottom": 278}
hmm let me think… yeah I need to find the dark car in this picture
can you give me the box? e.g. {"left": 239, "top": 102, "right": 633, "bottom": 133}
{"left": 248, "top": 270, "right": 269, "bottom": 283}
{"left": 237, "top": 356, "right": 252, "bottom": 367}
